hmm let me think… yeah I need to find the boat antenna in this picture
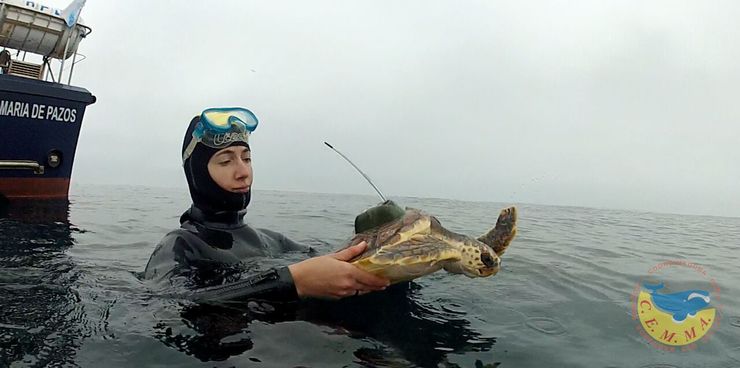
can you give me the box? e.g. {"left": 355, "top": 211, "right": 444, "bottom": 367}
{"left": 324, "top": 141, "right": 387, "bottom": 202}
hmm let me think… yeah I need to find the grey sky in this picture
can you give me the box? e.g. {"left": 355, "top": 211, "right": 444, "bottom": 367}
{"left": 54, "top": 0, "right": 739, "bottom": 217}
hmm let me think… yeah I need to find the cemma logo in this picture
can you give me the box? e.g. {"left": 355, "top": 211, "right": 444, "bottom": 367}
{"left": 631, "top": 260, "right": 721, "bottom": 352}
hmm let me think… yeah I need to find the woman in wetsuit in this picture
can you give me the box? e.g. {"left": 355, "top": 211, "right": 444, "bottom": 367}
{"left": 143, "top": 107, "right": 389, "bottom": 302}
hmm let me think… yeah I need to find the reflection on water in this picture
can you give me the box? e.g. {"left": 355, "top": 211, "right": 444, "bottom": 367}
{"left": 0, "top": 200, "right": 82, "bottom": 367}
{"left": 152, "top": 282, "right": 496, "bottom": 367}
{"left": 153, "top": 302, "right": 257, "bottom": 362}
{"left": 301, "top": 282, "right": 498, "bottom": 367}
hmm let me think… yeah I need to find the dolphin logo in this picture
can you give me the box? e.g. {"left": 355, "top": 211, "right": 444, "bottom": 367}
{"left": 643, "top": 282, "right": 711, "bottom": 323}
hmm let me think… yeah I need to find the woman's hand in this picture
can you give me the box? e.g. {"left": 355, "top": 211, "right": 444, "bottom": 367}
{"left": 288, "top": 242, "right": 390, "bottom": 299}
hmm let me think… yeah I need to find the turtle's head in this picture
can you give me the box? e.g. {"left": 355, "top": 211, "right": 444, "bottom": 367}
{"left": 443, "top": 241, "right": 501, "bottom": 278}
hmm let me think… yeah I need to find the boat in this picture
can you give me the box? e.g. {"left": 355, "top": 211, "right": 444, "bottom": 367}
{"left": 0, "top": 0, "right": 95, "bottom": 201}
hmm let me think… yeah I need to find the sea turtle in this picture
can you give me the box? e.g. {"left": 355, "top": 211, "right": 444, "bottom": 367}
{"left": 343, "top": 200, "right": 517, "bottom": 284}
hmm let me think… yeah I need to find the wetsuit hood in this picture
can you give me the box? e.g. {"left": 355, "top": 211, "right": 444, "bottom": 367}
{"left": 182, "top": 115, "right": 251, "bottom": 216}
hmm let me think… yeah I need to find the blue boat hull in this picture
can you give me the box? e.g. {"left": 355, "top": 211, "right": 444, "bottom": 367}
{"left": 0, "top": 74, "right": 95, "bottom": 199}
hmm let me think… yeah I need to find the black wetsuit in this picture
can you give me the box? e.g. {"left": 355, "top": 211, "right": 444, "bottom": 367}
{"left": 143, "top": 205, "right": 308, "bottom": 303}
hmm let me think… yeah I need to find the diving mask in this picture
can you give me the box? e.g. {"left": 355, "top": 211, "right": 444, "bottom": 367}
{"left": 182, "top": 107, "right": 259, "bottom": 163}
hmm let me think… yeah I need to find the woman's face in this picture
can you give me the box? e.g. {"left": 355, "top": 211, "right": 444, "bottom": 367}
{"left": 207, "top": 146, "right": 253, "bottom": 193}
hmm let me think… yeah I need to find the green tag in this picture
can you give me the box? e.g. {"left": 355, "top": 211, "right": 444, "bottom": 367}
{"left": 354, "top": 200, "right": 405, "bottom": 234}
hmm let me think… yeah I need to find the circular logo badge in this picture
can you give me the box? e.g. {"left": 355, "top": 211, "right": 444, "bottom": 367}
{"left": 631, "top": 260, "right": 722, "bottom": 352}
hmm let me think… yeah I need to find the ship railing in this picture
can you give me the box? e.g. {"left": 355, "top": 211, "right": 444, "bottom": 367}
{"left": 0, "top": 160, "right": 45, "bottom": 174}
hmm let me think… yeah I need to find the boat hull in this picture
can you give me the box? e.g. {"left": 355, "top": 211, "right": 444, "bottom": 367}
{"left": 0, "top": 74, "right": 95, "bottom": 200}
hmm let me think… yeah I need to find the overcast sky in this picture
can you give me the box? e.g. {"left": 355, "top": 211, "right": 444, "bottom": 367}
{"left": 47, "top": 0, "right": 740, "bottom": 217}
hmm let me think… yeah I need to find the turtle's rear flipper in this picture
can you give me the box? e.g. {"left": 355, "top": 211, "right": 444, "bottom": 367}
{"left": 477, "top": 206, "right": 517, "bottom": 256}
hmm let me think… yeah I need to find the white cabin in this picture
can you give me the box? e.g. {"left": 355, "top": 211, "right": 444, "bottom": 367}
{"left": 0, "top": 0, "right": 90, "bottom": 81}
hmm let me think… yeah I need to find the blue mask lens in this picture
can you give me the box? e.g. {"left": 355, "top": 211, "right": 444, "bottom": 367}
{"left": 182, "top": 107, "right": 259, "bottom": 162}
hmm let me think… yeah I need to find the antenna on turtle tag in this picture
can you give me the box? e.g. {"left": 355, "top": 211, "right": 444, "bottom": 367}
{"left": 324, "top": 141, "right": 387, "bottom": 202}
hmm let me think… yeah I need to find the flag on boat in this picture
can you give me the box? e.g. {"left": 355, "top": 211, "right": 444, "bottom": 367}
{"left": 61, "top": 0, "right": 87, "bottom": 28}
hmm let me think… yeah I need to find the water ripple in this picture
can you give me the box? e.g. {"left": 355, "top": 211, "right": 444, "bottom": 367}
{"left": 524, "top": 317, "right": 567, "bottom": 335}
{"left": 729, "top": 316, "right": 740, "bottom": 328}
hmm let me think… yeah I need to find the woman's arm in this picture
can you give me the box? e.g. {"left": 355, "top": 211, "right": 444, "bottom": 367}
{"left": 146, "top": 231, "right": 388, "bottom": 302}
{"left": 288, "top": 242, "right": 389, "bottom": 299}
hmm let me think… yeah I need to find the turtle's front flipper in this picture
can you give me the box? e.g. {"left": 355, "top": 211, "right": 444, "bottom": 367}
{"left": 477, "top": 206, "right": 517, "bottom": 256}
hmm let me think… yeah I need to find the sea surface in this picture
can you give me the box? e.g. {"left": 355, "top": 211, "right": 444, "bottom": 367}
{"left": 1, "top": 184, "right": 739, "bottom": 368}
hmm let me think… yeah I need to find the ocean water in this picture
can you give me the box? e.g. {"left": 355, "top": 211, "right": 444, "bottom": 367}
{"left": 1, "top": 184, "right": 739, "bottom": 368}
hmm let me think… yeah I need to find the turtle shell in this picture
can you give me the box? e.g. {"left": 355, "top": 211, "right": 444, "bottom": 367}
{"left": 348, "top": 203, "right": 453, "bottom": 275}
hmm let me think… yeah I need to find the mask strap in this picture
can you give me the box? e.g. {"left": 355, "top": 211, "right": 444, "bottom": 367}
{"left": 182, "top": 135, "right": 199, "bottom": 163}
